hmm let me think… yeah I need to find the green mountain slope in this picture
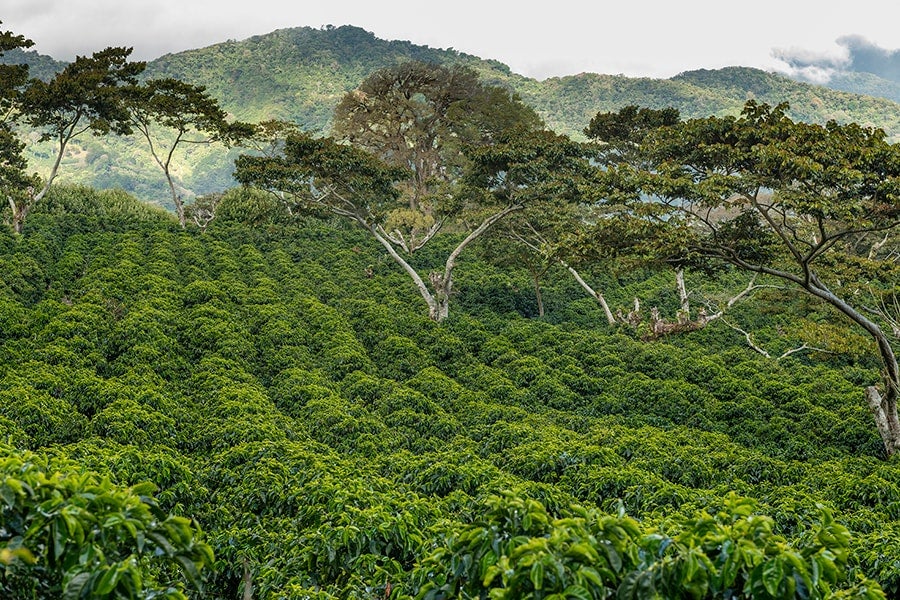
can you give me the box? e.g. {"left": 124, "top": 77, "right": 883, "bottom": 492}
{"left": 141, "top": 27, "right": 900, "bottom": 140}
{"left": 780, "top": 70, "right": 900, "bottom": 105}
{"left": 144, "top": 25, "right": 513, "bottom": 129}
{"left": 0, "top": 47, "right": 66, "bottom": 81}
{"left": 9, "top": 26, "right": 900, "bottom": 208}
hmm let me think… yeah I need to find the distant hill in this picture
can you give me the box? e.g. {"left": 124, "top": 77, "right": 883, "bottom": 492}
{"left": 7, "top": 25, "right": 900, "bottom": 209}
{"left": 142, "top": 27, "right": 900, "bottom": 140}
{"left": 144, "top": 25, "right": 514, "bottom": 131}
{"left": 813, "top": 71, "right": 900, "bottom": 104}
{"left": 0, "top": 47, "right": 66, "bottom": 81}
{"left": 517, "top": 67, "right": 900, "bottom": 138}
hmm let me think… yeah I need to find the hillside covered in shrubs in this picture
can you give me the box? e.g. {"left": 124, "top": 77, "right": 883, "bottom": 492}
{"left": 1, "top": 187, "right": 898, "bottom": 598}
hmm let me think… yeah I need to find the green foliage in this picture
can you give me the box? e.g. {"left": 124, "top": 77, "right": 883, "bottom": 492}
{"left": 599, "top": 100, "right": 900, "bottom": 454}
{"left": 0, "top": 186, "right": 898, "bottom": 597}
{"left": 412, "top": 492, "right": 884, "bottom": 599}
{"left": 123, "top": 77, "right": 252, "bottom": 225}
{"left": 0, "top": 445, "right": 213, "bottom": 599}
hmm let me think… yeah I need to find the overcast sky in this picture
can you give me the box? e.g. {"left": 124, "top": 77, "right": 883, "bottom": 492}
{"left": 3, "top": 0, "right": 900, "bottom": 80}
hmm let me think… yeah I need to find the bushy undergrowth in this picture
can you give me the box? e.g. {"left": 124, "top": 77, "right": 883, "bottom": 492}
{"left": 0, "top": 187, "right": 896, "bottom": 597}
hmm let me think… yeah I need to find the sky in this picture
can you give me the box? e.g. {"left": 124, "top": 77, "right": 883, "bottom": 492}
{"left": 3, "top": 0, "right": 900, "bottom": 81}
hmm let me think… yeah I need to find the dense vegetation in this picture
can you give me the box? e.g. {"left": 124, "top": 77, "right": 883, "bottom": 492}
{"left": 0, "top": 184, "right": 898, "bottom": 598}
{"left": 5, "top": 21, "right": 900, "bottom": 599}
{"left": 6, "top": 26, "right": 900, "bottom": 207}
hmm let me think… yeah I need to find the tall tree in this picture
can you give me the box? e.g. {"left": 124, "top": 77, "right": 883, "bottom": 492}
{"left": 13, "top": 47, "right": 144, "bottom": 233}
{"left": 237, "top": 62, "right": 552, "bottom": 322}
{"left": 333, "top": 61, "right": 542, "bottom": 254}
{"left": 605, "top": 100, "right": 900, "bottom": 456}
{"left": 124, "top": 78, "right": 251, "bottom": 227}
{"left": 235, "top": 129, "right": 587, "bottom": 321}
{"left": 0, "top": 23, "right": 38, "bottom": 234}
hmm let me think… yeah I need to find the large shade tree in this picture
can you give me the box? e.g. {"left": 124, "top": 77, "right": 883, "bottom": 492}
{"left": 236, "top": 62, "right": 576, "bottom": 322}
{"left": 13, "top": 47, "right": 145, "bottom": 233}
{"left": 601, "top": 101, "right": 900, "bottom": 456}
{"left": 124, "top": 78, "right": 252, "bottom": 228}
{"left": 332, "top": 61, "right": 542, "bottom": 254}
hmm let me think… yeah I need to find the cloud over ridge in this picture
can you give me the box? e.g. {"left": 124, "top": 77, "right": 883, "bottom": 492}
{"left": 774, "top": 35, "right": 900, "bottom": 84}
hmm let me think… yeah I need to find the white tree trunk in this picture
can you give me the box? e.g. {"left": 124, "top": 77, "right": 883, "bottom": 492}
{"left": 866, "top": 386, "right": 900, "bottom": 457}
{"left": 675, "top": 268, "right": 690, "bottom": 318}
{"left": 564, "top": 263, "right": 616, "bottom": 325}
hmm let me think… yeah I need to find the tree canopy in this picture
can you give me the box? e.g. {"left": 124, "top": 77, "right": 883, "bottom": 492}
{"left": 589, "top": 100, "right": 900, "bottom": 455}
{"left": 124, "top": 77, "right": 252, "bottom": 228}
{"left": 7, "top": 46, "right": 145, "bottom": 232}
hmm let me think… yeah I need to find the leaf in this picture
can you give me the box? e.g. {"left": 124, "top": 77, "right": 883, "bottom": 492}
{"left": 530, "top": 561, "right": 545, "bottom": 590}
{"left": 95, "top": 564, "right": 121, "bottom": 595}
{"left": 483, "top": 563, "right": 503, "bottom": 586}
{"left": 576, "top": 565, "right": 605, "bottom": 588}
{"left": 146, "top": 531, "right": 176, "bottom": 556}
{"left": 53, "top": 520, "right": 68, "bottom": 561}
{"left": 761, "top": 558, "right": 785, "bottom": 597}
{"left": 562, "top": 584, "right": 593, "bottom": 600}
{"left": 62, "top": 571, "right": 91, "bottom": 600}
{"left": 568, "top": 542, "right": 601, "bottom": 565}
{"left": 175, "top": 553, "right": 203, "bottom": 591}
{"left": 0, "top": 478, "right": 22, "bottom": 507}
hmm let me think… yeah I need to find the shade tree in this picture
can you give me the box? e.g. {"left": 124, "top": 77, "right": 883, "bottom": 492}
{"left": 11, "top": 47, "right": 145, "bottom": 233}
{"left": 231, "top": 62, "right": 560, "bottom": 321}
{"left": 597, "top": 100, "right": 900, "bottom": 456}
{"left": 332, "top": 61, "right": 542, "bottom": 255}
{"left": 123, "top": 78, "right": 252, "bottom": 227}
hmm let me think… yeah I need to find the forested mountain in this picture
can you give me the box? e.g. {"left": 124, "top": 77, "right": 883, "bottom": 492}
{"left": 1, "top": 186, "right": 898, "bottom": 597}
{"left": 7, "top": 25, "right": 900, "bottom": 209}
{"left": 0, "top": 47, "right": 65, "bottom": 81}
{"left": 790, "top": 70, "right": 900, "bottom": 105}
{"left": 141, "top": 27, "right": 900, "bottom": 138}
{"left": 515, "top": 66, "right": 900, "bottom": 138}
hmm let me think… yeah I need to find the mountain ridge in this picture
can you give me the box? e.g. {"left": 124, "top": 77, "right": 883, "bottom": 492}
{"left": 5, "top": 25, "right": 900, "bottom": 206}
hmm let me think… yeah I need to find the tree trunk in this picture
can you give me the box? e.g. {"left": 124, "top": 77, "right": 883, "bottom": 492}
{"left": 805, "top": 276, "right": 900, "bottom": 456}
{"left": 427, "top": 204, "right": 523, "bottom": 323}
{"left": 12, "top": 132, "right": 68, "bottom": 234}
{"left": 866, "top": 386, "right": 900, "bottom": 457}
{"left": 8, "top": 196, "right": 27, "bottom": 235}
{"left": 563, "top": 263, "right": 616, "bottom": 325}
{"left": 675, "top": 268, "right": 690, "bottom": 318}
{"left": 428, "top": 271, "right": 451, "bottom": 322}
{"left": 431, "top": 296, "right": 450, "bottom": 322}
{"left": 241, "top": 557, "right": 253, "bottom": 600}
{"left": 166, "top": 170, "right": 186, "bottom": 228}
{"left": 532, "top": 271, "right": 545, "bottom": 318}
